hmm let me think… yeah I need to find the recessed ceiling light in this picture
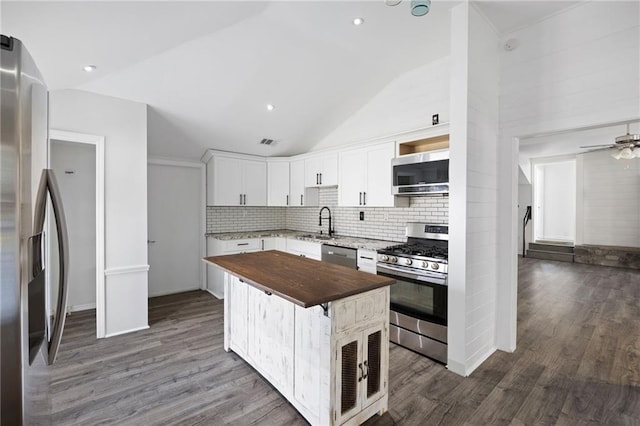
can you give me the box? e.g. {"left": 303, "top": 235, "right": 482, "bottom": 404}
{"left": 352, "top": 17, "right": 364, "bottom": 26}
{"left": 266, "top": 104, "right": 275, "bottom": 111}
{"left": 83, "top": 65, "right": 97, "bottom": 72}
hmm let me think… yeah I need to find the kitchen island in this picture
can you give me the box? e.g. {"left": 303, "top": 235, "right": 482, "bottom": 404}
{"left": 204, "top": 250, "right": 394, "bottom": 426}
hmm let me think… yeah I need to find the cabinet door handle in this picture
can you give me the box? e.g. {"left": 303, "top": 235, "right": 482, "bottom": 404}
{"left": 320, "top": 173, "right": 322, "bottom": 185}
{"left": 244, "top": 194, "right": 247, "bottom": 205}
{"left": 363, "top": 360, "right": 369, "bottom": 379}
{"left": 264, "top": 290, "right": 272, "bottom": 296}
{"left": 358, "top": 363, "right": 364, "bottom": 382}
{"left": 286, "top": 195, "right": 289, "bottom": 206}
{"left": 363, "top": 192, "right": 366, "bottom": 206}
{"left": 261, "top": 240, "right": 264, "bottom": 250}
{"left": 240, "top": 194, "right": 243, "bottom": 205}
{"left": 359, "top": 192, "right": 362, "bottom": 205}
{"left": 300, "top": 194, "right": 303, "bottom": 206}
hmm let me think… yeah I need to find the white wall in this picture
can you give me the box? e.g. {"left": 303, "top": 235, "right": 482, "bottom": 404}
{"left": 578, "top": 150, "right": 640, "bottom": 247}
{"left": 312, "top": 57, "right": 450, "bottom": 151}
{"left": 497, "top": 0, "right": 640, "bottom": 352}
{"left": 51, "top": 140, "right": 97, "bottom": 311}
{"left": 448, "top": 3, "right": 500, "bottom": 376}
{"left": 50, "top": 89, "right": 149, "bottom": 337}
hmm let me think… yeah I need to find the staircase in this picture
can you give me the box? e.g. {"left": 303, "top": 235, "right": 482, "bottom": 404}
{"left": 526, "top": 241, "right": 575, "bottom": 263}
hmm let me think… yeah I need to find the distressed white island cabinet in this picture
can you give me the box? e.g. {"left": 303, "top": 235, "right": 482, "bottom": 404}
{"left": 206, "top": 251, "right": 393, "bottom": 426}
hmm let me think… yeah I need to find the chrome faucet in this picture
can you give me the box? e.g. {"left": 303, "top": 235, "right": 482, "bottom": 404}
{"left": 319, "top": 206, "right": 334, "bottom": 236}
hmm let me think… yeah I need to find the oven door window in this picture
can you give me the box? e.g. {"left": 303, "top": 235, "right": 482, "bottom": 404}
{"left": 388, "top": 277, "right": 447, "bottom": 326}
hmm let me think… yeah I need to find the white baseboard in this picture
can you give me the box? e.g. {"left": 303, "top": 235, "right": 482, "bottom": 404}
{"left": 447, "top": 346, "right": 496, "bottom": 377}
{"left": 205, "top": 288, "right": 224, "bottom": 300}
{"left": 104, "top": 324, "right": 149, "bottom": 338}
{"left": 68, "top": 302, "right": 96, "bottom": 313}
{"left": 148, "top": 286, "right": 200, "bottom": 298}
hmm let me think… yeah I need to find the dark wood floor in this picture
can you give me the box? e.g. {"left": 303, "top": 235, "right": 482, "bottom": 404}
{"left": 50, "top": 258, "right": 640, "bottom": 425}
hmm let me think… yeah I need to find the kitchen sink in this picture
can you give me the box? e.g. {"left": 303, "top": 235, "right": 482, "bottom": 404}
{"left": 300, "top": 234, "right": 336, "bottom": 241}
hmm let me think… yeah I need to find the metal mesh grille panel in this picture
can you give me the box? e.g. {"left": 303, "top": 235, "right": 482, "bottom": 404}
{"left": 341, "top": 341, "right": 358, "bottom": 414}
{"left": 367, "top": 331, "right": 381, "bottom": 398}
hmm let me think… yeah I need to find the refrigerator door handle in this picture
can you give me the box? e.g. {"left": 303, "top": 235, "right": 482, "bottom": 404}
{"left": 33, "top": 169, "right": 70, "bottom": 365}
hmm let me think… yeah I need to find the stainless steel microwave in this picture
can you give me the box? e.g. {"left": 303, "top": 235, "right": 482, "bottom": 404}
{"left": 392, "top": 150, "right": 449, "bottom": 196}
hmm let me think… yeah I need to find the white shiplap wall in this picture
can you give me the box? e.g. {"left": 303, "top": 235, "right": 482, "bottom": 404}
{"left": 448, "top": 3, "right": 500, "bottom": 377}
{"left": 579, "top": 151, "right": 640, "bottom": 247}
{"left": 496, "top": 1, "right": 640, "bottom": 352}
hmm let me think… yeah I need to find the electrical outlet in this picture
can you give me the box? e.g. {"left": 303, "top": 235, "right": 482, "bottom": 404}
{"left": 359, "top": 211, "right": 364, "bottom": 221}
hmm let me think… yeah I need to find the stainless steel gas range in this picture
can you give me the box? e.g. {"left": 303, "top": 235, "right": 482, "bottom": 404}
{"left": 377, "top": 223, "right": 448, "bottom": 364}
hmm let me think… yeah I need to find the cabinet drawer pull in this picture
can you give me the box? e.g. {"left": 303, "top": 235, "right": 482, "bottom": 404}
{"left": 360, "top": 256, "right": 374, "bottom": 260}
{"left": 358, "top": 362, "right": 364, "bottom": 382}
{"left": 236, "top": 243, "right": 249, "bottom": 246}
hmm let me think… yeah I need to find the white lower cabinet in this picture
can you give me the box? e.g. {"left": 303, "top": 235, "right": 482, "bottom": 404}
{"left": 206, "top": 238, "right": 261, "bottom": 298}
{"left": 286, "top": 238, "right": 321, "bottom": 260}
{"left": 357, "top": 249, "right": 377, "bottom": 274}
{"left": 224, "top": 274, "right": 389, "bottom": 426}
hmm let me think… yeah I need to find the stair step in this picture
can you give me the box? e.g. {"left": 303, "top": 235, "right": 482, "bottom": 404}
{"left": 528, "top": 243, "right": 575, "bottom": 254}
{"left": 526, "top": 249, "right": 575, "bottom": 263}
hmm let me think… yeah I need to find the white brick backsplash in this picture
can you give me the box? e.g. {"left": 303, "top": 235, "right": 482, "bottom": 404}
{"left": 207, "top": 187, "right": 448, "bottom": 241}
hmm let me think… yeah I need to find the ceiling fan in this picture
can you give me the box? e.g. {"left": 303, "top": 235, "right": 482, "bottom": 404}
{"left": 580, "top": 123, "right": 640, "bottom": 159}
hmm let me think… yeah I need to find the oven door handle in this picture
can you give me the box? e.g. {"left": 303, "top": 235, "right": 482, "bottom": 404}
{"left": 377, "top": 264, "right": 447, "bottom": 286}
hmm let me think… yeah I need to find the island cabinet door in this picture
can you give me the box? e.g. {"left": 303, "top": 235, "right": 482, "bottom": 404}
{"left": 334, "top": 323, "right": 388, "bottom": 425}
{"left": 247, "top": 285, "right": 295, "bottom": 396}
{"left": 227, "top": 275, "right": 248, "bottom": 356}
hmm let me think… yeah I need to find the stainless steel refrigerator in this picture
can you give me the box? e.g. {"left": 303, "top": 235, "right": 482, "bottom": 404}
{"left": 1, "top": 35, "right": 69, "bottom": 425}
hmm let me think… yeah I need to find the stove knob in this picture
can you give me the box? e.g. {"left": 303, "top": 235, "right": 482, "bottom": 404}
{"left": 404, "top": 258, "right": 412, "bottom": 266}
{"left": 422, "top": 261, "right": 429, "bottom": 268}
{"left": 431, "top": 263, "right": 440, "bottom": 270}
{"left": 380, "top": 255, "right": 389, "bottom": 262}
{"left": 389, "top": 256, "right": 397, "bottom": 263}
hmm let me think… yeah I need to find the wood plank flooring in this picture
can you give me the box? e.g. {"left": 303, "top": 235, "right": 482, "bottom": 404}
{"left": 50, "top": 258, "right": 640, "bottom": 425}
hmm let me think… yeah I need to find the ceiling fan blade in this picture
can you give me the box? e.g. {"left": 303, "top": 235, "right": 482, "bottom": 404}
{"left": 584, "top": 146, "right": 614, "bottom": 153}
{"left": 579, "top": 144, "right": 614, "bottom": 148}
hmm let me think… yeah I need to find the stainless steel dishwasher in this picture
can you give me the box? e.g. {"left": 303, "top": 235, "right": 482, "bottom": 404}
{"left": 321, "top": 244, "right": 357, "bottom": 269}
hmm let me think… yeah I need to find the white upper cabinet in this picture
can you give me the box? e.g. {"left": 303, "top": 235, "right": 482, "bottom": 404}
{"left": 207, "top": 154, "right": 267, "bottom": 206}
{"left": 304, "top": 152, "right": 338, "bottom": 187}
{"left": 338, "top": 142, "right": 397, "bottom": 207}
{"left": 267, "top": 160, "right": 290, "bottom": 206}
{"left": 290, "top": 159, "right": 318, "bottom": 206}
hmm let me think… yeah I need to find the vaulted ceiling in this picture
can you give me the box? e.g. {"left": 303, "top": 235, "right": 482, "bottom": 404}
{"left": 2, "top": 1, "right": 582, "bottom": 161}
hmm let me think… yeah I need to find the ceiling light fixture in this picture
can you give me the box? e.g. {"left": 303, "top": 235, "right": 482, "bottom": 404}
{"left": 385, "top": 0, "right": 402, "bottom": 6}
{"left": 83, "top": 65, "right": 96, "bottom": 72}
{"left": 352, "top": 17, "right": 364, "bottom": 26}
{"left": 266, "top": 104, "right": 275, "bottom": 111}
{"left": 411, "top": 0, "right": 431, "bottom": 17}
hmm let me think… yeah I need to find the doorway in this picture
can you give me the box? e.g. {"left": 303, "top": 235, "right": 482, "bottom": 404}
{"left": 532, "top": 158, "right": 576, "bottom": 243}
{"left": 48, "top": 130, "right": 105, "bottom": 337}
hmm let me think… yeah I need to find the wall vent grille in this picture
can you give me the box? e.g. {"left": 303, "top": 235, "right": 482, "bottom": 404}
{"left": 260, "top": 138, "right": 275, "bottom": 145}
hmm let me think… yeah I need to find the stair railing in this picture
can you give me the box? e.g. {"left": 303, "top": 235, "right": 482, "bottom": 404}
{"left": 522, "top": 205, "right": 532, "bottom": 258}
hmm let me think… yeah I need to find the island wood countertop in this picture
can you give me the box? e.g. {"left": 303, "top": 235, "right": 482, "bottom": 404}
{"left": 204, "top": 250, "right": 395, "bottom": 308}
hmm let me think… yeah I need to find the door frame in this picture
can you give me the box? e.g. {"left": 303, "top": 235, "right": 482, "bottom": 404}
{"left": 147, "top": 158, "right": 206, "bottom": 291}
{"left": 49, "top": 130, "right": 106, "bottom": 338}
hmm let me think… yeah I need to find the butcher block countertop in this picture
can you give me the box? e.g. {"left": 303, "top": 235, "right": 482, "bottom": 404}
{"left": 204, "top": 250, "right": 395, "bottom": 308}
